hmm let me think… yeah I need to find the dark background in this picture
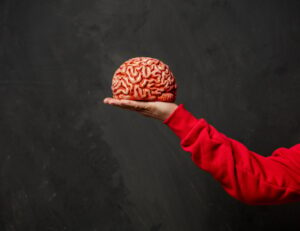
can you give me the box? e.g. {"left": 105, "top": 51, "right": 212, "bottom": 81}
{"left": 0, "top": 0, "right": 300, "bottom": 230}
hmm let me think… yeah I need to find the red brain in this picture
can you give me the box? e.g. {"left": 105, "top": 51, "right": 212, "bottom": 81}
{"left": 111, "top": 57, "right": 177, "bottom": 102}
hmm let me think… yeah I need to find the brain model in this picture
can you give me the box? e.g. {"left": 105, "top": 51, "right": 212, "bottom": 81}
{"left": 111, "top": 57, "right": 177, "bottom": 102}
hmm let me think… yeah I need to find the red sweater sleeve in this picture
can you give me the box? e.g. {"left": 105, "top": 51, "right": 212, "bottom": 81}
{"left": 163, "top": 104, "right": 300, "bottom": 205}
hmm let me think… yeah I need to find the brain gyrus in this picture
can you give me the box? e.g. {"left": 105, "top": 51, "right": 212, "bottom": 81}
{"left": 111, "top": 57, "right": 177, "bottom": 102}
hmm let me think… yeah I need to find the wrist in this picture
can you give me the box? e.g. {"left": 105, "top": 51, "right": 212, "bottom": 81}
{"left": 163, "top": 104, "right": 200, "bottom": 140}
{"left": 160, "top": 104, "right": 178, "bottom": 121}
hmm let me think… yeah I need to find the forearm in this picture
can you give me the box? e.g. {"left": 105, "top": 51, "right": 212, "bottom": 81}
{"left": 163, "top": 104, "right": 300, "bottom": 205}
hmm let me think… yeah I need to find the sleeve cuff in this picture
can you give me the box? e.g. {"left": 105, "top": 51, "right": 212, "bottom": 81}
{"left": 163, "top": 104, "right": 199, "bottom": 140}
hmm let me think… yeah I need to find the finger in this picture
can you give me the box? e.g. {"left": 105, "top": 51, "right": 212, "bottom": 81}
{"left": 103, "top": 97, "right": 115, "bottom": 104}
{"left": 103, "top": 97, "right": 148, "bottom": 111}
{"left": 103, "top": 98, "right": 125, "bottom": 107}
{"left": 119, "top": 99, "right": 148, "bottom": 111}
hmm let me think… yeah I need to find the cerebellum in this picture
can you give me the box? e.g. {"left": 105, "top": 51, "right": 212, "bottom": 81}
{"left": 111, "top": 57, "right": 177, "bottom": 102}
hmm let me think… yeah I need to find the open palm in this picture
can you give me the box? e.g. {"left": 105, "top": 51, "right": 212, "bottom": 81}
{"left": 103, "top": 97, "right": 178, "bottom": 121}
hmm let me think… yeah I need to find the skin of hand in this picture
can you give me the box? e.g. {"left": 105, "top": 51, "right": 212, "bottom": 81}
{"left": 103, "top": 97, "right": 178, "bottom": 121}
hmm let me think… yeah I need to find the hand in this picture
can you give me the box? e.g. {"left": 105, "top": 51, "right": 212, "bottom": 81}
{"left": 103, "top": 97, "right": 178, "bottom": 121}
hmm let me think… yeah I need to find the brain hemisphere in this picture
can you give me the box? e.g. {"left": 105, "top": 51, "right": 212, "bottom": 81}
{"left": 111, "top": 57, "right": 177, "bottom": 102}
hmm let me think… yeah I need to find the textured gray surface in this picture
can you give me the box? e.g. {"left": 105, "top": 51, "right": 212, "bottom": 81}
{"left": 0, "top": 0, "right": 300, "bottom": 230}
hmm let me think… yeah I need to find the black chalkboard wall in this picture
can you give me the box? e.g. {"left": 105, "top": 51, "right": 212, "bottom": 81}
{"left": 0, "top": 0, "right": 299, "bottom": 230}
